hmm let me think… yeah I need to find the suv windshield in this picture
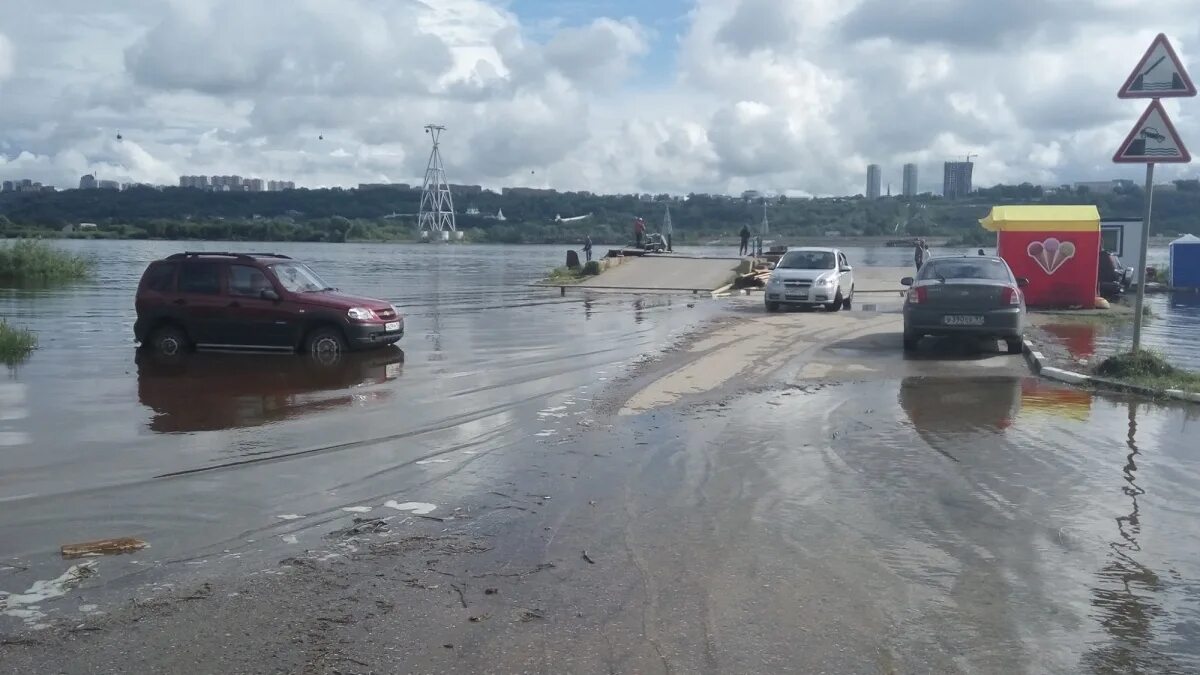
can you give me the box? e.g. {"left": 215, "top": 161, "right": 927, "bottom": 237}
{"left": 777, "top": 251, "right": 836, "bottom": 270}
{"left": 270, "top": 262, "right": 330, "bottom": 293}
{"left": 920, "top": 259, "right": 1012, "bottom": 281}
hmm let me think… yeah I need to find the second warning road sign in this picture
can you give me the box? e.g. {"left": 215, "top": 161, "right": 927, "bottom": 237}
{"left": 1113, "top": 99, "right": 1191, "bottom": 163}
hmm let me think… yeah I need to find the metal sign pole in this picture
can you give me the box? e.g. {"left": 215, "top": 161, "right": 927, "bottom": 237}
{"left": 1131, "top": 162, "right": 1154, "bottom": 351}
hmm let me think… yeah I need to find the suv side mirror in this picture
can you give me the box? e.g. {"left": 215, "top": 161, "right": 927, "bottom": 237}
{"left": 900, "top": 276, "right": 914, "bottom": 286}
{"left": 1016, "top": 277, "right": 1030, "bottom": 288}
{"left": 840, "top": 265, "right": 852, "bottom": 273}
{"left": 260, "top": 289, "right": 280, "bottom": 301}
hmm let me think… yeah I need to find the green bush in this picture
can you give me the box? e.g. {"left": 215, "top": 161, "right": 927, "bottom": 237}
{"left": 0, "top": 240, "right": 93, "bottom": 285}
{"left": 0, "top": 320, "right": 37, "bottom": 365}
{"left": 582, "top": 260, "right": 602, "bottom": 276}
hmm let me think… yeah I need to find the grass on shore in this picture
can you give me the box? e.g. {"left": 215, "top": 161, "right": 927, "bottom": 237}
{"left": 1094, "top": 350, "right": 1200, "bottom": 394}
{"left": 0, "top": 240, "right": 94, "bottom": 285}
{"left": 0, "top": 320, "right": 37, "bottom": 365}
{"left": 544, "top": 261, "right": 602, "bottom": 284}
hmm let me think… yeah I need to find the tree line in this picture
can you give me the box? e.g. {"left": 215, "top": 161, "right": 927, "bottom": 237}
{"left": 1, "top": 181, "right": 1197, "bottom": 244}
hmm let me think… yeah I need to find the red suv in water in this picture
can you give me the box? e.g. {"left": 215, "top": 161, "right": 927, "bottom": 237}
{"left": 134, "top": 252, "right": 403, "bottom": 356}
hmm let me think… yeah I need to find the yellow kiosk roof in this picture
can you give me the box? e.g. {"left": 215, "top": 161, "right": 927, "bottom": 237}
{"left": 979, "top": 205, "right": 1101, "bottom": 232}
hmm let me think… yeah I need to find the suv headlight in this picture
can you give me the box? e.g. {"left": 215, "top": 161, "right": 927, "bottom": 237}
{"left": 347, "top": 307, "right": 375, "bottom": 321}
{"left": 816, "top": 277, "right": 835, "bottom": 286}
{"left": 768, "top": 276, "right": 782, "bottom": 286}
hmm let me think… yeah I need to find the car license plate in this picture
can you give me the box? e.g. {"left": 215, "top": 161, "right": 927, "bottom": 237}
{"left": 943, "top": 315, "right": 984, "bottom": 326}
{"left": 385, "top": 321, "right": 401, "bottom": 332}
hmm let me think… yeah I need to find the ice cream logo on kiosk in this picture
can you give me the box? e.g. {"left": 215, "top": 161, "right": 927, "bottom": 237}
{"left": 1026, "top": 238, "right": 1077, "bottom": 275}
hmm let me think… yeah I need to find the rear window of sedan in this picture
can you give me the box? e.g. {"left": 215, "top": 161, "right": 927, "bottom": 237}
{"left": 920, "top": 259, "right": 1012, "bottom": 281}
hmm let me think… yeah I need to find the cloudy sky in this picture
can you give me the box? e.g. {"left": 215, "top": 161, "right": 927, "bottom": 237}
{"left": 1, "top": 0, "right": 1198, "bottom": 196}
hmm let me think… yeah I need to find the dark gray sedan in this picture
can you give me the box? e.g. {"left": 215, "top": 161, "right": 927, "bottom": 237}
{"left": 901, "top": 256, "right": 1029, "bottom": 354}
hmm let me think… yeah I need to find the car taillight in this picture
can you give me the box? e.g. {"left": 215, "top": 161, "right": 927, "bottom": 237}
{"left": 1001, "top": 286, "right": 1020, "bottom": 305}
{"left": 907, "top": 286, "right": 927, "bottom": 304}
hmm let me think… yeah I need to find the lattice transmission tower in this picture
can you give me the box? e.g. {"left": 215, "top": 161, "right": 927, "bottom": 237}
{"left": 418, "top": 124, "right": 457, "bottom": 233}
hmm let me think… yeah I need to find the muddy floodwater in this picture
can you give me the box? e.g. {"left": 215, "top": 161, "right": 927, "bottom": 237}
{"left": 0, "top": 242, "right": 713, "bottom": 582}
{"left": 3, "top": 240, "right": 1199, "bottom": 673}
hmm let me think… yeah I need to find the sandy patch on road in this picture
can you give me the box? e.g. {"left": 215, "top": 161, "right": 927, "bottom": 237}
{"left": 620, "top": 312, "right": 900, "bottom": 414}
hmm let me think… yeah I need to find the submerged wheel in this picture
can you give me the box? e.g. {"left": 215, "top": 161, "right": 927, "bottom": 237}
{"left": 149, "top": 325, "right": 190, "bottom": 356}
{"left": 765, "top": 302, "right": 780, "bottom": 313}
{"left": 305, "top": 327, "right": 347, "bottom": 356}
{"left": 842, "top": 286, "right": 854, "bottom": 310}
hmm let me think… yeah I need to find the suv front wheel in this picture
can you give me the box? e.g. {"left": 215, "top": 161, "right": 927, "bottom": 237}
{"left": 149, "top": 325, "right": 190, "bottom": 356}
{"left": 304, "top": 326, "right": 348, "bottom": 356}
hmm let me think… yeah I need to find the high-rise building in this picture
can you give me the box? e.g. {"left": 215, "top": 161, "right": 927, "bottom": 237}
{"left": 866, "top": 164, "right": 882, "bottom": 199}
{"left": 902, "top": 164, "right": 918, "bottom": 197}
{"left": 2, "top": 181, "right": 14, "bottom": 192}
{"left": 943, "top": 161, "right": 974, "bottom": 199}
{"left": 245, "top": 178, "right": 265, "bottom": 192}
{"left": 79, "top": 174, "right": 97, "bottom": 190}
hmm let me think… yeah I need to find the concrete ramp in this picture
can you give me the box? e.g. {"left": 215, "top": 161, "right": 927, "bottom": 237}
{"left": 578, "top": 256, "right": 742, "bottom": 292}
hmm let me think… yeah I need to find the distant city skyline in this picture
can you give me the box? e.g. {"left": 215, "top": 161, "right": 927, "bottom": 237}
{"left": 2, "top": 169, "right": 1198, "bottom": 200}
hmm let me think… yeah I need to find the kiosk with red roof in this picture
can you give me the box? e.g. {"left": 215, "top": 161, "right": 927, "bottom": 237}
{"left": 979, "top": 205, "right": 1101, "bottom": 309}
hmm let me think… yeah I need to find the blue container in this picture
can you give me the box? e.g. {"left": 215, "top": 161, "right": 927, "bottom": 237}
{"left": 1169, "top": 234, "right": 1200, "bottom": 289}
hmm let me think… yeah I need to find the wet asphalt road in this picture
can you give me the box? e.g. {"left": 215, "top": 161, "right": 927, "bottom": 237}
{"left": 4, "top": 290, "right": 1199, "bottom": 674}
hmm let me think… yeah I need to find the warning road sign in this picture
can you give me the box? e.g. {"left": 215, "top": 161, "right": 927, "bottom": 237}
{"left": 1113, "top": 99, "right": 1191, "bottom": 163}
{"left": 1118, "top": 33, "right": 1197, "bottom": 99}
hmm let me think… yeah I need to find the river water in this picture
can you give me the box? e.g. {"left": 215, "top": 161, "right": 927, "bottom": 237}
{"left": 2, "top": 241, "right": 1199, "bottom": 671}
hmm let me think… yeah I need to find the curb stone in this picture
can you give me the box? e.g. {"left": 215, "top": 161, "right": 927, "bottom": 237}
{"left": 1023, "top": 337, "right": 1199, "bottom": 404}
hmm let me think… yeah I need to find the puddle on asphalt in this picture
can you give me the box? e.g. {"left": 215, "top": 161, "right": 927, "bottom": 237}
{"left": 715, "top": 377, "right": 1200, "bottom": 671}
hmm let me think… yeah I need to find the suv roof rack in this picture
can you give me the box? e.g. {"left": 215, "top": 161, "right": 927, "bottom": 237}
{"left": 166, "top": 252, "right": 293, "bottom": 261}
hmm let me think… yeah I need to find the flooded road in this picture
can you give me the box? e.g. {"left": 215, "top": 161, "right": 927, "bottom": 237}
{"left": 3, "top": 240, "right": 1199, "bottom": 673}
{"left": 0, "top": 241, "right": 714, "bottom": 602}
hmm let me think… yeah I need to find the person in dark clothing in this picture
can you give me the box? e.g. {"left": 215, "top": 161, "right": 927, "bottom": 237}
{"left": 914, "top": 239, "right": 925, "bottom": 270}
{"left": 739, "top": 225, "right": 751, "bottom": 256}
{"left": 634, "top": 218, "right": 645, "bottom": 248}
{"left": 977, "top": 248, "right": 986, "bottom": 256}
{"left": 583, "top": 235, "right": 593, "bottom": 262}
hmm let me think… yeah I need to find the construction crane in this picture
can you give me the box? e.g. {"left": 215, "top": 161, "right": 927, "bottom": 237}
{"left": 964, "top": 153, "right": 978, "bottom": 163}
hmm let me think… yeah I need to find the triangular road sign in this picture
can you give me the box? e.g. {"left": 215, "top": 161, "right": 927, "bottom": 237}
{"left": 1118, "top": 33, "right": 1197, "bottom": 98}
{"left": 1113, "top": 99, "right": 1191, "bottom": 163}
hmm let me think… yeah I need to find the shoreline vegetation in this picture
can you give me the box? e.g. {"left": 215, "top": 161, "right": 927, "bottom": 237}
{"left": 0, "top": 319, "right": 37, "bottom": 365}
{"left": 1095, "top": 351, "right": 1200, "bottom": 395}
{"left": 3, "top": 181, "right": 1200, "bottom": 246}
{"left": 0, "top": 239, "right": 94, "bottom": 285}
{"left": 544, "top": 261, "right": 602, "bottom": 284}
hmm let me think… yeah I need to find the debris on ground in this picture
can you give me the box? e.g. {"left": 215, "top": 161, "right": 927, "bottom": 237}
{"left": 484, "top": 588, "right": 498, "bottom": 595}
{"left": 471, "top": 563, "right": 555, "bottom": 579}
{"left": 60, "top": 538, "right": 148, "bottom": 559}
{"left": 328, "top": 517, "right": 388, "bottom": 539}
{"left": 581, "top": 550, "right": 596, "bottom": 564}
{"left": 517, "top": 608, "right": 546, "bottom": 622}
{"left": 469, "top": 614, "right": 490, "bottom": 623}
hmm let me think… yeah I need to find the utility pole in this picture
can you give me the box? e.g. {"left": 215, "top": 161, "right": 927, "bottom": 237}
{"left": 418, "top": 124, "right": 457, "bottom": 236}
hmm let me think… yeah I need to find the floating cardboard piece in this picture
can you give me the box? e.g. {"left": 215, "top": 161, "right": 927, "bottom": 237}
{"left": 61, "top": 537, "right": 148, "bottom": 558}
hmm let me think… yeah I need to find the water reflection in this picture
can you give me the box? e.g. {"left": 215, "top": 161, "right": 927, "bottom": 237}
{"left": 1082, "top": 401, "right": 1181, "bottom": 673}
{"left": 136, "top": 349, "right": 404, "bottom": 433}
{"left": 899, "top": 376, "right": 1022, "bottom": 441}
{"left": 1041, "top": 322, "right": 1098, "bottom": 361}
